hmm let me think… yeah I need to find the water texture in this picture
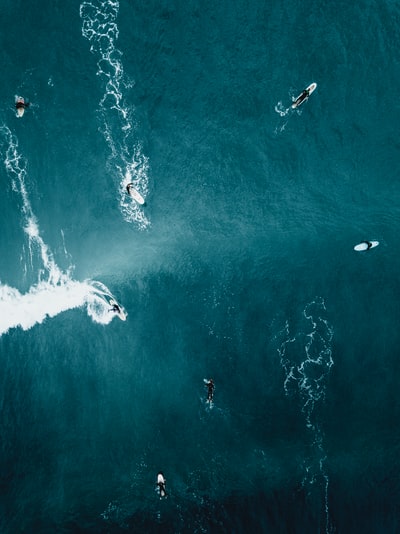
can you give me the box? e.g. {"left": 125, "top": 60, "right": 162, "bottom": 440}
{"left": 0, "top": 0, "right": 400, "bottom": 532}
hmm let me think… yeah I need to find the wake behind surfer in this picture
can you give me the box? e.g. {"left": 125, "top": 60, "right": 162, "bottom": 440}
{"left": 156, "top": 472, "right": 167, "bottom": 498}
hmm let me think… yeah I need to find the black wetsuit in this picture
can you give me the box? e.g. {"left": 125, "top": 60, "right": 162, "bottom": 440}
{"left": 16, "top": 101, "right": 29, "bottom": 109}
{"left": 296, "top": 90, "right": 309, "bottom": 106}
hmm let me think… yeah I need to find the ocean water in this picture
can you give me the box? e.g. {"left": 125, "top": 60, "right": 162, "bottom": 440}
{"left": 1, "top": 0, "right": 400, "bottom": 532}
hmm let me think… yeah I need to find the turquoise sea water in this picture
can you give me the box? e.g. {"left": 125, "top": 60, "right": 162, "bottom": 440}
{"left": 1, "top": 1, "right": 400, "bottom": 532}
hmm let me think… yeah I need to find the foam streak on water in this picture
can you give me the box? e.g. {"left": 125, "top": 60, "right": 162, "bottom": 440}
{"left": 277, "top": 297, "right": 334, "bottom": 533}
{"left": 0, "top": 125, "right": 121, "bottom": 336}
{"left": 80, "top": 0, "right": 150, "bottom": 228}
{"left": 2, "top": 125, "right": 64, "bottom": 284}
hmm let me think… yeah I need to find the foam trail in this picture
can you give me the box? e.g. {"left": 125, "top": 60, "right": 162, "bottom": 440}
{"left": 276, "top": 297, "right": 334, "bottom": 533}
{"left": 0, "top": 126, "right": 124, "bottom": 336}
{"left": 80, "top": 0, "right": 150, "bottom": 228}
{"left": 2, "top": 125, "right": 63, "bottom": 284}
{"left": 0, "top": 280, "right": 115, "bottom": 336}
{"left": 273, "top": 102, "right": 291, "bottom": 134}
{"left": 274, "top": 101, "right": 291, "bottom": 117}
{"left": 274, "top": 88, "right": 303, "bottom": 134}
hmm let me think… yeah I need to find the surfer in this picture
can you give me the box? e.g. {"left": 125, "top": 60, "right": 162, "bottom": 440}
{"left": 156, "top": 472, "right": 167, "bottom": 498}
{"left": 108, "top": 300, "right": 127, "bottom": 321}
{"left": 205, "top": 378, "right": 215, "bottom": 402}
{"left": 354, "top": 240, "right": 379, "bottom": 252}
{"left": 15, "top": 96, "right": 29, "bottom": 116}
{"left": 125, "top": 182, "right": 145, "bottom": 205}
{"left": 293, "top": 88, "right": 310, "bottom": 108}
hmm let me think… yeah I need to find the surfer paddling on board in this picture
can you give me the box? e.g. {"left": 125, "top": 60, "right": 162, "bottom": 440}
{"left": 156, "top": 472, "right": 167, "bottom": 498}
{"left": 354, "top": 240, "right": 379, "bottom": 252}
{"left": 15, "top": 96, "right": 30, "bottom": 117}
{"left": 126, "top": 183, "right": 134, "bottom": 195}
{"left": 204, "top": 378, "right": 215, "bottom": 403}
{"left": 291, "top": 83, "right": 317, "bottom": 109}
{"left": 293, "top": 88, "right": 310, "bottom": 108}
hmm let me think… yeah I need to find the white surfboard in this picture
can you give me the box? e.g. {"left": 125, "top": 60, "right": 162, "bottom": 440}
{"left": 109, "top": 299, "right": 127, "bottom": 321}
{"left": 126, "top": 183, "right": 145, "bottom": 205}
{"left": 292, "top": 82, "right": 317, "bottom": 109}
{"left": 354, "top": 241, "right": 379, "bottom": 251}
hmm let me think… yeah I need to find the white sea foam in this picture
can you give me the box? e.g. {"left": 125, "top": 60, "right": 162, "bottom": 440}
{"left": 276, "top": 297, "right": 334, "bottom": 534}
{"left": 274, "top": 88, "right": 305, "bottom": 134}
{"left": 0, "top": 126, "right": 123, "bottom": 337}
{"left": 80, "top": 0, "right": 149, "bottom": 228}
{"left": 0, "top": 279, "right": 115, "bottom": 336}
{"left": 274, "top": 101, "right": 290, "bottom": 117}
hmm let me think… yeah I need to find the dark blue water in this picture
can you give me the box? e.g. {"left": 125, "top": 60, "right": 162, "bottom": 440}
{"left": 1, "top": 0, "right": 400, "bottom": 532}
